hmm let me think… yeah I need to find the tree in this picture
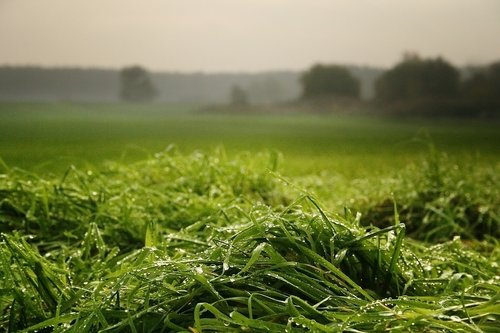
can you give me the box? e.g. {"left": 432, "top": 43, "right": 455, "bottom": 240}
{"left": 375, "top": 56, "right": 459, "bottom": 102}
{"left": 300, "top": 64, "right": 360, "bottom": 99}
{"left": 461, "top": 61, "right": 500, "bottom": 116}
{"left": 229, "top": 85, "right": 249, "bottom": 107}
{"left": 119, "top": 65, "right": 157, "bottom": 102}
{"left": 462, "top": 61, "right": 500, "bottom": 102}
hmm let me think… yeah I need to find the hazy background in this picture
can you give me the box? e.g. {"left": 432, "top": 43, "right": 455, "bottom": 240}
{"left": 1, "top": 0, "right": 499, "bottom": 71}
{"left": 1, "top": 0, "right": 499, "bottom": 171}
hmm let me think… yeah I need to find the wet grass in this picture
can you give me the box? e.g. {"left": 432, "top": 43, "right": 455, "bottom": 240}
{"left": 0, "top": 102, "right": 499, "bottom": 331}
{"left": 1, "top": 149, "right": 499, "bottom": 332}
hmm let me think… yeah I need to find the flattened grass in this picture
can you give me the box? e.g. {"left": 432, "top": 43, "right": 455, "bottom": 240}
{"left": 0, "top": 150, "right": 499, "bottom": 332}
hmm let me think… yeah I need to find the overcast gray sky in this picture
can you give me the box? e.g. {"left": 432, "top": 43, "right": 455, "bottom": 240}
{"left": 0, "top": 0, "right": 499, "bottom": 72}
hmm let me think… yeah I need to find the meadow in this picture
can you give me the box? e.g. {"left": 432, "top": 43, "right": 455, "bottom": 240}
{"left": 0, "top": 102, "right": 499, "bottom": 332}
{"left": 0, "top": 102, "right": 499, "bottom": 174}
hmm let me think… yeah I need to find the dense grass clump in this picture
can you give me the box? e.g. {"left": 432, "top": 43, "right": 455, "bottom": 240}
{"left": 359, "top": 151, "right": 499, "bottom": 242}
{"left": 0, "top": 150, "right": 499, "bottom": 332}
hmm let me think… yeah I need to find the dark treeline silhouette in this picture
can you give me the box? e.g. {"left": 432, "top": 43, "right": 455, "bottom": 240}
{"left": 120, "top": 66, "right": 157, "bottom": 103}
{"left": 0, "top": 66, "right": 381, "bottom": 104}
{"left": 301, "top": 64, "right": 360, "bottom": 99}
{"left": 375, "top": 54, "right": 459, "bottom": 101}
{"left": 300, "top": 55, "right": 499, "bottom": 118}
{"left": 1, "top": 59, "right": 498, "bottom": 117}
{"left": 373, "top": 54, "right": 500, "bottom": 117}
{"left": 461, "top": 62, "right": 500, "bottom": 108}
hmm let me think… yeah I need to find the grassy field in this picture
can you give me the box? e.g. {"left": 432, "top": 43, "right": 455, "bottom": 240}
{"left": 0, "top": 102, "right": 498, "bottom": 176}
{"left": 1, "top": 102, "right": 499, "bottom": 332}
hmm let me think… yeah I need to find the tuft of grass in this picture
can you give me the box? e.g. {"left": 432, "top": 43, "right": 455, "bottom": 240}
{"left": 359, "top": 151, "right": 499, "bottom": 242}
{"left": 1, "top": 149, "right": 499, "bottom": 332}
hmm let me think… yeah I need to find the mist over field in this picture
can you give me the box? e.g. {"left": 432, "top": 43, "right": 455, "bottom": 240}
{"left": 0, "top": 66, "right": 385, "bottom": 103}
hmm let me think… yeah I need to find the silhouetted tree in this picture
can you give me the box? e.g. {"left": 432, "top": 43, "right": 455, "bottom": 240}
{"left": 229, "top": 85, "right": 249, "bottom": 107}
{"left": 462, "top": 61, "right": 500, "bottom": 101}
{"left": 301, "top": 64, "right": 360, "bottom": 99}
{"left": 375, "top": 56, "right": 459, "bottom": 102}
{"left": 491, "top": 61, "right": 500, "bottom": 92}
{"left": 460, "top": 61, "right": 500, "bottom": 116}
{"left": 462, "top": 72, "right": 491, "bottom": 101}
{"left": 119, "top": 66, "right": 157, "bottom": 102}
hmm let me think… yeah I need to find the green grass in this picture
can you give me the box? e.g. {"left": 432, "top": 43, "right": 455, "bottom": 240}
{"left": 0, "top": 102, "right": 499, "bottom": 331}
{"left": 0, "top": 150, "right": 499, "bottom": 332}
{"left": 0, "top": 102, "right": 498, "bottom": 176}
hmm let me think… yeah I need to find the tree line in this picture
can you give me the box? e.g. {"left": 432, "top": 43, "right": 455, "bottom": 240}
{"left": 0, "top": 66, "right": 303, "bottom": 104}
{"left": 1, "top": 59, "right": 498, "bottom": 117}
{"left": 125, "top": 54, "right": 497, "bottom": 117}
{"left": 300, "top": 54, "right": 500, "bottom": 117}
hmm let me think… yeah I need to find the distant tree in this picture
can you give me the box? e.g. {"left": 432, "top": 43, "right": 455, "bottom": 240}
{"left": 462, "top": 71, "right": 491, "bottom": 101}
{"left": 300, "top": 64, "right": 360, "bottom": 99}
{"left": 462, "top": 61, "right": 500, "bottom": 101}
{"left": 229, "top": 85, "right": 249, "bottom": 107}
{"left": 375, "top": 56, "right": 459, "bottom": 102}
{"left": 461, "top": 61, "right": 500, "bottom": 116}
{"left": 119, "top": 66, "right": 157, "bottom": 102}
{"left": 489, "top": 61, "right": 500, "bottom": 90}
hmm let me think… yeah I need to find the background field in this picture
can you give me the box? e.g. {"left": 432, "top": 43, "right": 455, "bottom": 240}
{"left": 1, "top": 102, "right": 499, "bottom": 177}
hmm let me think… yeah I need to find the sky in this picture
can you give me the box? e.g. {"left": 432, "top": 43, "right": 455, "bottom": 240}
{"left": 0, "top": 0, "right": 499, "bottom": 72}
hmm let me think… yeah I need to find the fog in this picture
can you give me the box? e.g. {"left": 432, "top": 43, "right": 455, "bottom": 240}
{"left": 1, "top": 0, "right": 499, "bottom": 71}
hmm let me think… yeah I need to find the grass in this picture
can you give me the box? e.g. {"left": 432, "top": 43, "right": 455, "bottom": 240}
{"left": 0, "top": 102, "right": 499, "bottom": 176}
{"left": 1, "top": 149, "right": 499, "bottom": 332}
{"left": 0, "top": 102, "right": 499, "bottom": 331}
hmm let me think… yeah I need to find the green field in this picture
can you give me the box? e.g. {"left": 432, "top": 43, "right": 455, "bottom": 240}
{"left": 1, "top": 102, "right": 499, "bottom": 176}
{"left": 1, "top": 102, "right": 499, "bottom": 332}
